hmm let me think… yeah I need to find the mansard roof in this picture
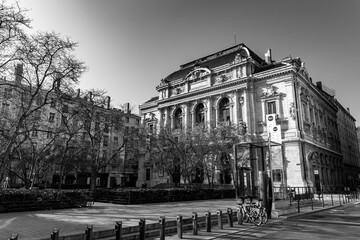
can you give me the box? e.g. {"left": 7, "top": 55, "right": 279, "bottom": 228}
{"left": 163, "top": 43, "right": 266, "bottom": 83}
{"left": 144, "top": 96, "right": 159, "bottom": 103}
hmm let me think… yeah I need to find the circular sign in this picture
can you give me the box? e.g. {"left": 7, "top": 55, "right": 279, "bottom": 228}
{"left": 273, "top": 126, "right": 278, "bottom": 131}
{"left": 268, "top": 115, "right": 274, "bottom": 121}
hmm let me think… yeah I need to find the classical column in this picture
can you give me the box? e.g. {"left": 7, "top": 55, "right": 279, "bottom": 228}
{"left": 163, "top": 108, "right": 169, "bottom": 127}
{"left": 207, "top": 98, "right": 212, "bottom": 128}
{"left": 191, "top": 103, "right": 196, "bottom": 129}
{"left": 214, "top": 106, "right": 219, "bottom": 127}
{"left": 183, "top": 103, "right": 189, "bottom": 129}
{"left": 232, "top": 91, "right": 239, "bottom": 124}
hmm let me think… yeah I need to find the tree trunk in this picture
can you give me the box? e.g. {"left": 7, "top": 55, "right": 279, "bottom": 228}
{"left": 90, "top": 165, "right": 97, "bottom": 196}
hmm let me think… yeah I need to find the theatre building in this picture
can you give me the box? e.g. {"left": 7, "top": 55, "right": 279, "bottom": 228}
{"left": 139, "top": 43, "right": 360, "bottom": 192}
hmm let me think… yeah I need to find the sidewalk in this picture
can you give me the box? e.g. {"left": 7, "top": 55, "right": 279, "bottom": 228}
{"left": 0, "top": 197, "right": 357, "bottom": 240}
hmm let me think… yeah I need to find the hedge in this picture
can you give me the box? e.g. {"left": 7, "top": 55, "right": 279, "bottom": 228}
{"left": 94, "top": 188, "right": 236, "bottom": 204}
{"left": 0, "top": 189, "right": 90, "bottom": 213}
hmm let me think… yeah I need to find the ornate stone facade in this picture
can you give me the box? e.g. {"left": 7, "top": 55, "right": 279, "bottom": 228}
{"left": 139, "top": 43, "right": 360, "bottom": 191}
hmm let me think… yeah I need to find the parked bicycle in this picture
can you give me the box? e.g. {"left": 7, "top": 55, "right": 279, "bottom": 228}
{"left": 252, "top": 197, "right": 268, "bottom": 224}
{"left": 237, "top": 195, "right": 262, "bottom": 226}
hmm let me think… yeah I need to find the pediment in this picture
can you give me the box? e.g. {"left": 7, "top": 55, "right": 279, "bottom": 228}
{"left": 184, "top": 67, "right": 211, "bottom": 82}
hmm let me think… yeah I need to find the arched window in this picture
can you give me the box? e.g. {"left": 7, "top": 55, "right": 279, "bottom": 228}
{"left": 195, "top": 103, "right": 205, "bottom": 124}
{"left": 174, "top": 108, "right": 182, "bottom": 129}
{"left": 219, "top": 98, "right": 230, "bottom": 123}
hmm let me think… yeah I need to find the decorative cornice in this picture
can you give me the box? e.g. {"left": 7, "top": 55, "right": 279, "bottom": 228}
{"left": 158, "top": 77, "right": 248, "bottom": 105}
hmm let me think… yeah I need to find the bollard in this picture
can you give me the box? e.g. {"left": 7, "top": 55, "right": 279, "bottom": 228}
{"left": 297, "top": 198, "right": 300, "bottom": 213}
{"left": 8, "top": 234, "right": 18, "bottom": 240}
{"left": 51, "top": 227, "right": 59, "bottom": 240}
{"left": 342, "top": 194, "right": 345, "bottom": 204}
{"left": 331, "top": 193, "right": 334, "bottom": 206}
{"left": 321, "top": 193, "right": 325, "bottom": 207}
{"left": 236, "top": 207, "right": 243, "bottom": 225}
{"left": 339, "top": 194, "right": 342, "bottom": 205}
{"left": 159, "top": 216, "right": 165, "bottom": 240}
{"left": 205, "top": 211, "right": 211, "bottom": 232}
{"left": 85, "top": 225, "right": 93, "bottom": 240}
{"left": 115, "top": 221, "right": 122, "bottom": 240}
{"left": 192, "top": 212, "right": 198, "bottom": 235}
{"left": 139, "top": 218, "right": 146, "bottom": 240}
{"left": 217, "top": 209, "right": 223, "bottom": 229}
{"left": 310, "top": 195, "right": 314, "bottom": 210}
{"left": 227, "top": 208, "right": 233, "bottom": 227}
{"left": 176, "top": 215, "right": 183, "bottom": 239}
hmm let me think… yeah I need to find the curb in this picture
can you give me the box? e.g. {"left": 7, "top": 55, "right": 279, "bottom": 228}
{"left": 280, "top": 201, "right": 359, "bottom": 219}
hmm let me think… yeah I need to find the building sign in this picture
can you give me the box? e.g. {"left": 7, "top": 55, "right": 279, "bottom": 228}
{"left": 266, "top": 114, "right": 281, "bottom": 143}
{"left": 314, "top": 170, "right": 319, "bottom": 174}
{"left": 266, "top": 114, "right": 277, "bottom": 128}
{"left": 269, "top": 125, "right": 282, "bottom": 143}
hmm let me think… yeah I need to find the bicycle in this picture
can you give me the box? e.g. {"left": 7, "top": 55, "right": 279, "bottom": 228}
{"left": 237, "top": 196, "right": 262, "bottom": 226}
{"left": 252, "top": 197, "right": 268, "bottom": 224}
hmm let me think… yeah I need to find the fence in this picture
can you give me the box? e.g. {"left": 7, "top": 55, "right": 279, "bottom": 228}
{"left": 7, "top": 208, "right": 243, "bottom": 240}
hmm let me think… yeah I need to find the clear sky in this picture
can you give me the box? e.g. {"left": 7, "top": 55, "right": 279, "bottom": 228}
{"left": 9, "top": 0, "right": 360, "bottom": 123}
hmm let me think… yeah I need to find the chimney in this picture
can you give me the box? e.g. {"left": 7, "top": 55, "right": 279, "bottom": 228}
{"left": 77, "top": 89, "right": 81, "bottom": 98}
{"left": 89, "top": 91, "right": 93, "bottom": 102}
{"left": 347, "top": 107, "right": 350, "bottom": 113}
{"left": 125, "top": 102, "right": 130, "bottom": 114}
{"left": 264, "top": 49, "right": 272, "bottom": 64}
{"left": 15, "top": 64, "right": 23, "bottom": 84}
{"left": 316, "top": 81, "right": 322, "bottom": 90}
{"left": 106, "top": 96, "right": 111, "bottom": 109}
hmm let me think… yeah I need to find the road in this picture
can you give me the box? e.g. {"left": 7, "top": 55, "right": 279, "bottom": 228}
{"left": 210, "top": 202, "right": 360, "bottom": 239}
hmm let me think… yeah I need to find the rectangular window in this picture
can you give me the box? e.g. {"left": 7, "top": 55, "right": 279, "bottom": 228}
{"left": 104, "top": 123, "right": 109, "bottom": 133}
{"left": 47, "top": 129, "right": 53, "bottom": 139}
{"left": 1, "top": 102, "right": 9, "bottom": 114}
{"left": 50, "top": 99, "right": 56, "bottom": 108}
{"left": 148, "top": 124, "right": 153, "bottom": 133}
{"left": 32, "top": 129, "right": 38, "bottom": 137}
{"left": 62, "top": 104, "right": 68, "bottom": 113}
{"left": 36, "top": 96, "right": 42, "bottom": 105}
{"left": 61, "top": 116, "right": 68, "bottom": 125}
{"left": 95, "top": 122, "right": 100, "bottom": 131}
{"left": 103, "top": 136, "right": 109, "bottom": 147}
{"left": 49, "top": 113, "right": 55, "bottom": 123}
{"left": 272, "top": 169, "right": 282, "bottom": 182}
{"left": 4, "top": 88, "right": 12, "bottom": 99}
{"left": 102, "top": 150, "right": 108, "bottom": 160}
{"left": 114, "top": 136, "right": 119, "bottom": 145}
{"left": 267, "top": 101, "right": 276, "bottom": 114}
{"left": 146, "top": 168, "right": 151, "bottom": 181}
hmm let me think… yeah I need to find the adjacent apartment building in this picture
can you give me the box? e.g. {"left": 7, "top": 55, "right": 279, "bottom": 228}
{"left": 0, "top": 65, "right": 141, "bottom": 189}
{"left": 139, "top": 43, "right": 360, "bottom": 192}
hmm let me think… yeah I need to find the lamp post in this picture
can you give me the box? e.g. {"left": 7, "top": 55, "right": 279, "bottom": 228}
{"left": 233, "top": 144, "right": 239, "bottom": 200}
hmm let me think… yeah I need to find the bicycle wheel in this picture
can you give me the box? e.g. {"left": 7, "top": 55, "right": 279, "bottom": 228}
{"left": 251, "top": 209, "right": 262, "bottom": 226}
{"left": 261, "top": 208, "right": 268, "bottom": 224}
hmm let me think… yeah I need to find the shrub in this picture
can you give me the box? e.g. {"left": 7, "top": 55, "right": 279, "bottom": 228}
{"left": 0, "top": 189, "right": 89, "bottom": 213}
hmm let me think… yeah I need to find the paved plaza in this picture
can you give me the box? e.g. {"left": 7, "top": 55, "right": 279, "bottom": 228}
{"left": 0, "top": 199, "right": 239, "bottom": 239}
{"left": 0, "top": 197, "right": 357, "bottom": 240}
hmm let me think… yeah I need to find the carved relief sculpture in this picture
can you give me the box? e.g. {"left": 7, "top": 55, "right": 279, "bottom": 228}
{"left": 289, "top": 102, "right": 296, "bottom": 120}
{"left": 261, "top": 84, "right": 278, "bottom": 97}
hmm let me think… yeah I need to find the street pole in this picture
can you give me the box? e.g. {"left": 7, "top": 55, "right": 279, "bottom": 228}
{"left": 268, "top": 133, "right": 274, "bottom": 219}
{"left": 233, "top": 144, "right": 238, "bottom": 200}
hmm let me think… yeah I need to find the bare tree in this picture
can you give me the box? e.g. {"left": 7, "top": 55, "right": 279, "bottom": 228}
{"left": 75, "top": 89, "right": 126, "bottom": 194}
{"left": 147, "top": 122, "right": 242, "bottom": 189}
{"left": 0, "top": 0, "right": 31, "bottom": 73}
{"left": 0, "top": 31, "right": 86, "bottom": 185}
